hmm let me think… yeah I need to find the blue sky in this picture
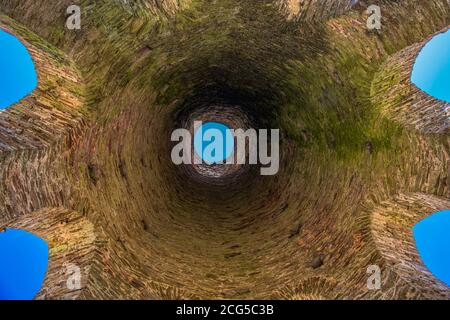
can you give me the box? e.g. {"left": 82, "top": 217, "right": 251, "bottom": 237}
{"left": 411, "top": 29, "right": 450, "bottom": 103}
{"left": 0, "top": 229, "right": 48, "bottom": 300}
{"left": 414, "top": 210, "right": 450, "bottom": 286}
{"left": 0, "top": 29, "right": 38, "bottom": 109}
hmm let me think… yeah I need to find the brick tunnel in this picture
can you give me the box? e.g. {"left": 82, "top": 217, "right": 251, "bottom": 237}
{"left": 0, "top": 0, "right": 449, "bottom": 299}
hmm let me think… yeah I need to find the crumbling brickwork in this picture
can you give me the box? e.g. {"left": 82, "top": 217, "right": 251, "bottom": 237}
{"left": 0, "top": 0, "right": 448, "bottom": 300}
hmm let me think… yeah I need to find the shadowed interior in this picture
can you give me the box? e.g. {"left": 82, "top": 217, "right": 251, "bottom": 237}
{"left": 0, "top": 0, "right": 449, "bottom": 299}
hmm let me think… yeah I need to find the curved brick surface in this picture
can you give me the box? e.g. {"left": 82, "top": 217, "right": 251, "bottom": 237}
{"left": 0, "top": 0, "right": 448, "bottom": 300}
{"left": 0, "top": 207, "right": 98, "bottom": 300}
{"left": 277, "top": 0, "right": 359, "bottom": 21}
{"left": 371, "top": 193, "right": 450, "bottom": 299}
{"left": 0, "top": 17, "right": 85, "bottom": 151}
{"left": 372, "top": 27, "right": 450, "bottom": 134}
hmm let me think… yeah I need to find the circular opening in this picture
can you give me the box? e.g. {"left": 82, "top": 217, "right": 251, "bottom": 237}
{"left": 0, "top": 229, "right": 48, "bottom": 300}
{"left": 194, "top": 121, "right": 235, "bottom": 164}
{"left": 0, "top": 29, "right": 37, "bottom": 110}
{"left": 411, "top": 29, "right": 450, "bottom": 103}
